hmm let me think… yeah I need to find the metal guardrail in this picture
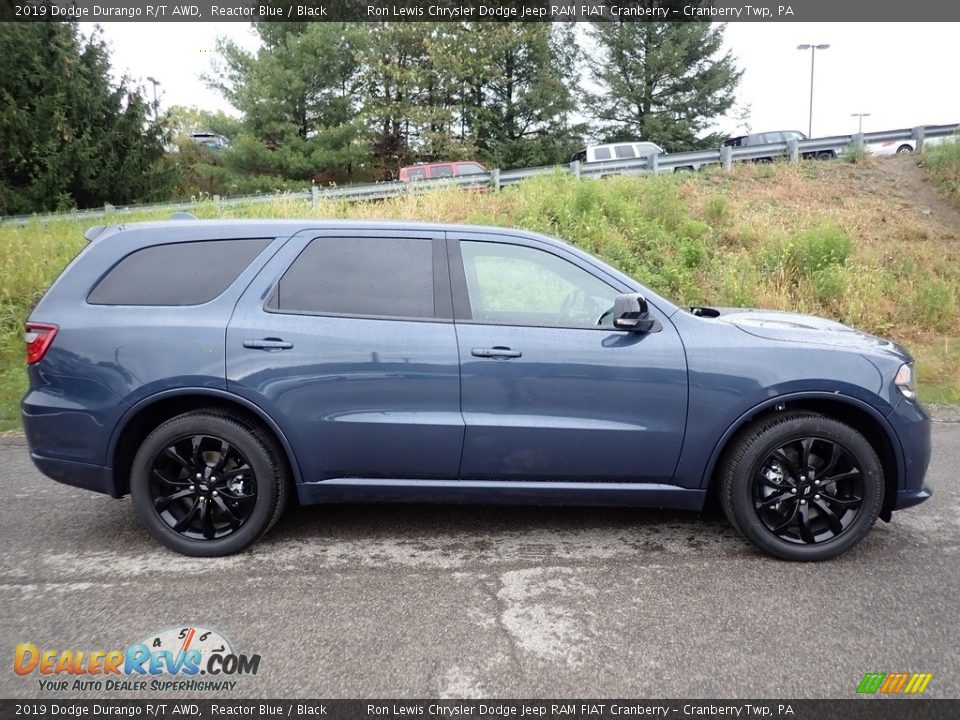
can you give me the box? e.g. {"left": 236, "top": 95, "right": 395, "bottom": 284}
{"left": 2, "top": 124, "right": 957, "bottom": 226}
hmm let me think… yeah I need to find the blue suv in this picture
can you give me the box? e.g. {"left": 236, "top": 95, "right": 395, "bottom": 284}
{"left": 22, "top": 220, "right": 931, "bottom": 560}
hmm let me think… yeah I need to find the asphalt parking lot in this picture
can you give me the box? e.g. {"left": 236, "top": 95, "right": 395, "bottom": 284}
{"left": 0, "top": 420, "right": 957, "bottom": 699}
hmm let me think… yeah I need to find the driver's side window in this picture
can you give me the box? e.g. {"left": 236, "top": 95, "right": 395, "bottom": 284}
{"left": 459, "top": 241, "right": 619, "bottom": 329}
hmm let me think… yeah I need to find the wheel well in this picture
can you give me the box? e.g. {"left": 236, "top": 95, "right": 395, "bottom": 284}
{"left": 111, "top": 395, "right": 294, "bottom": 498}
{"left": 711, "top": 398, "right": 900, "bottom": 521}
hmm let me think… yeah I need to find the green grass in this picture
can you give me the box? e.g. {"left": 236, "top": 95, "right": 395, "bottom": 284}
{"left": 2, "top": 162, "right": 959, "bottom": 430}
{"left": 924, "top": 136, "right": 960, "bottom": 209}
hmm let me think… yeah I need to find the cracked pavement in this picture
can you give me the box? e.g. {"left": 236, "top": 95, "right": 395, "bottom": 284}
{"left": 0, "top": 421, "right": 957, "bottom": 698}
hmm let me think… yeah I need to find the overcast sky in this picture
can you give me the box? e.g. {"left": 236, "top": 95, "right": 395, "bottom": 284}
{"left": 81, "top": 21, "right": 960, "bottom": 138}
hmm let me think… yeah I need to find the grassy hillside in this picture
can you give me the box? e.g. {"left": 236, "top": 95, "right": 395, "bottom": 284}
{"left": 2, "top": 160, "right": 959, "bottom": 430}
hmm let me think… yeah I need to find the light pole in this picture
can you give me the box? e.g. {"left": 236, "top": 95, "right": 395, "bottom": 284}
{"left": 851, "top": 112, "right": 871, "bottom": 133}
{"left": 146, "top": 76, "right": 161, "bottom": 114}
{"left": 797, "top": 44, "right": 829, "bottom": 138}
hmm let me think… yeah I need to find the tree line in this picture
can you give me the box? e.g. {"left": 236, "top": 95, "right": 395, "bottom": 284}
{"left": 1, "top": 20, "right": 742, "bottom": 214}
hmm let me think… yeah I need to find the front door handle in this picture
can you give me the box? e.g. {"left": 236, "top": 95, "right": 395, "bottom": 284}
{"left": 471, "top": 346, "right": 522, "bottom": 359}
{"left": 243, "top": 338, "right": 293, "bottom": 351}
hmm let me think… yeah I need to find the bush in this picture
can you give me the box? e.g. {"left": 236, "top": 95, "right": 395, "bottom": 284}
{"left": 844, "top": 143, "right": 871, "bottom": 165}
{"left": 783, "top": 224, "right": 852, "bottom": 276}
{"left": 911, "top": 281, "right": 956, "bottom": 333}
{"left": 705, "top": 194, "right": 729, "bottom": 224}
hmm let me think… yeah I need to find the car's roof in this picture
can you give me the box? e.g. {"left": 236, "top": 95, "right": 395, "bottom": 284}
{"left": 401, "top": 160, "right": 483, "bottom": 170}
{"left": 585, "top": 140, "right": 661, "bottom": 147}
{"left": 85, "top": 218, "right": 566, "bottom": 247}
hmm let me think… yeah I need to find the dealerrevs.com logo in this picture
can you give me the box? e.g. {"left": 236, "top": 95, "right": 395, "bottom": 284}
{"left": 13, "top": 626, "right": 261, "bottom": 693}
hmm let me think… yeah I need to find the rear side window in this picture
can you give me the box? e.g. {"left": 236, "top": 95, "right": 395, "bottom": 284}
{"left": 614, "top": 144, "right": 635, "bottom": 159}
{"left": 87, "top": 238, "right": 271, "bottom": 306}
{"left": 272, "top": 236, "right": 435, "bottom": 319}
{"left": 431, "top": 165, "right": 454, "bottom": 178}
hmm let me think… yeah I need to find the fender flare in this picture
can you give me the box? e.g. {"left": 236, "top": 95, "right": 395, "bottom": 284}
{"left": 698, "top": 391, "right": 904, "bottom": 490}
{"left": 107, "top": 387, "right": 304, "bottom": 486}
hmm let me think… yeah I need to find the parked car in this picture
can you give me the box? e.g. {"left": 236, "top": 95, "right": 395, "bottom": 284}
{"left": 724, "top": 131, "right": 836, "bottom": 161}
{"left": 867, "top": 135, "right": 950, "bottom": 156}
{"left": 23, "top": 219, "right": 931, "bottom": 560}
{"left": 572, "top": 142, "right": 712, "bottom": 173}
{"left": 189, "top": 132, "right": 230, "bottom": 150}
{"left": 572, "top": 141, "right": 666, "bottom": 164}
{"left": 398, "top": 161, "right": 487, "bottom": 182}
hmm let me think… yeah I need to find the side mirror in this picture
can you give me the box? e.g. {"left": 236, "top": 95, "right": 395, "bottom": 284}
{"left": 613, "top": 293, "right": 658, "bottom": 333}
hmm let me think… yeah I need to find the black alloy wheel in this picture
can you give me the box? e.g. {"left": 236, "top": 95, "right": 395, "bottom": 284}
{"left": 149, "top": 435, "right": 257, "bottom": 541}
{"left": 131, "top": 411, "right": 287, "bottom": 556}
{"left": 719, "top": 411, "right": 883, "bottom": 561}
{"left": 753, "top": 437, "right": 864, "bottom": 544}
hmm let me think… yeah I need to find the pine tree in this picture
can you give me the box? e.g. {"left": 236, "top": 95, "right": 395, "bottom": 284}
{"left": 587, "top": 22, "right": 743, "bottom": 150}
{"left": 0, "top": 23, "right": 169, "bottom": 214}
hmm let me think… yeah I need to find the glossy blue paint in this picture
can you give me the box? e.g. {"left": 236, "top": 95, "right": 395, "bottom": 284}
{"left": 21, "top": 219, "right": 932, "bottom": 519}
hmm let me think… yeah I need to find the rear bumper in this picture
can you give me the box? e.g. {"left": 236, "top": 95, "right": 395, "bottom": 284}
{"left": 29, "top": 453, "right": 117, "bottom": 497}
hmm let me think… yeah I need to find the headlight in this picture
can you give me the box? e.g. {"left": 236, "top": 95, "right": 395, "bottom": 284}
{"left": 895, "top": 363, "right": 916, "bottom": 399}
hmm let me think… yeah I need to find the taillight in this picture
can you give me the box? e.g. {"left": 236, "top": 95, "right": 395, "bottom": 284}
{"left": 24, "top": 323, "right": 58, "bottom": 364}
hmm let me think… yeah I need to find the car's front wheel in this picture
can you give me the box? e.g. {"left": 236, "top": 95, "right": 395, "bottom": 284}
{"left": 130, "top": 411, "right": 288, "bottom": 556}
{"left": 719, "top": 411, "right": 883, "bottom": 561}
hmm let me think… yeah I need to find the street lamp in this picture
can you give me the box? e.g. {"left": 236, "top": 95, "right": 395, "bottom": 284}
{"left": 797, "top": 44, "right": 830, "bottom": 138}
{"left": 145, "top": 76, "right": 161, "bottom": 113}
{"left": 851, "top": 112, "right": 871, "bottom": 133}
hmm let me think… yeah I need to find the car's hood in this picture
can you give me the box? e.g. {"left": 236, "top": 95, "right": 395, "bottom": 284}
{"left": 700, "top": 307, "right": 912, "bottom": 361}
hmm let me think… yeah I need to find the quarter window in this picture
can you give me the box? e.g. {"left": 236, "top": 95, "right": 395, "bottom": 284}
{"left": 87, "top": 238, "right": 271, "bottom": 306}
{"left": 458, "top": 241, "right": 618, "bottom": 329}
{"left": 273, "top": 236, "right": 436, "bottom": 319}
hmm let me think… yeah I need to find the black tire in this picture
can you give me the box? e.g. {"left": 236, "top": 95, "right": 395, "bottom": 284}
{"left": 896, "top": 144, "right": 914, "bottom": 154}
{"left": 130, "top": 411, "right": 288, "bottom": 556}
{"left": 816, "top": 151, "right": 835, "bottom": 160}
{"left": 719, "top": 411, "right": 883, "bottom": 561}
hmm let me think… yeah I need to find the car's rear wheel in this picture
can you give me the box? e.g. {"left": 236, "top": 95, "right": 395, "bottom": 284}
{"left": 719, "top": 411, "right": 883, "bottom": 561}
{"left": 130, "top": 411, "right": 288, "bottom": 556}
{"left": 896, "top": 144, "right": 914, "bottom": 154}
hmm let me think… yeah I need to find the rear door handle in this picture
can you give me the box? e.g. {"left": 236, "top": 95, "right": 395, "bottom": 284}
{"left": 243, "top": 338, "right": 293, "bottom": 351}
{"left": 471, "top": 346, "right": 522, "bottom": 359}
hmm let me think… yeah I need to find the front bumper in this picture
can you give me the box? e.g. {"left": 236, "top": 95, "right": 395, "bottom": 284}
{"left": 887, "top": 395, "right": 933, "bottom": 511}
{"left": 892, "top": 486, "right": 933, "bottom": 510}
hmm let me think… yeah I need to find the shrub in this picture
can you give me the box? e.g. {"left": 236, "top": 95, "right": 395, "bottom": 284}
{"left": 705, "top": 194, "right": 729, "bottom": 224}
{"left": 911, "top": 281, "right": 956, "bottom": 333}
{"left": 783, "top": 224, "right": 852, "bottom": 276}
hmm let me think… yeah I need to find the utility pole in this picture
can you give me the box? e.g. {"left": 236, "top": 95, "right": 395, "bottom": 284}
{"left": 797, "top": 44, "right": 830, "bottom": 137}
